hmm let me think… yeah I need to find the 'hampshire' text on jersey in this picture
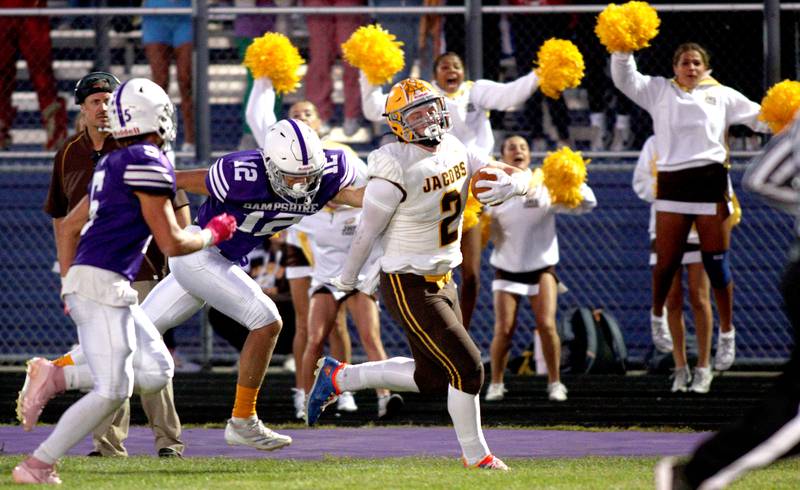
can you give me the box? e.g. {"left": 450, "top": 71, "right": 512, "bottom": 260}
{"left": 197, "top": 148, "right": 356, "bottom": 261}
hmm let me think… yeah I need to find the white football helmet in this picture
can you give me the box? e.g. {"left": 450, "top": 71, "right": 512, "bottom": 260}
{"left": 263, "top": 119, "right": 326, "bottom": 204}
{"left": 107, "top": 78, "right": 176, "bottom": 148}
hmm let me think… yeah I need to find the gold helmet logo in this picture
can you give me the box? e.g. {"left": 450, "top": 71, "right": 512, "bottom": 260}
{"left": 384, "top": 78, "right": 451, "bottom": 143}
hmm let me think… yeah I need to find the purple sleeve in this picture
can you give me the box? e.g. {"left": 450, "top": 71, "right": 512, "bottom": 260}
{"left": 207, "top": 157, "right": 231, "bottom": 202}
{"left": 123, "top": 147, "right": 176, "bottom": 196}
{"left": 338, "top": 150, "right": 357, "bottom": 191}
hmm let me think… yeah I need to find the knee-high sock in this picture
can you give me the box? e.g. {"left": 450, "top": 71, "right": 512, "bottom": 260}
{"left": 33, "top": 391, "right": 123, "bottom": 464}
{"left": 447, "top": 385, "right": 490, "bottom": 465}
{"left": 63, "top": 364, "right": 93, "bottom": 391}
{"left": 336, "top": 357, "right": 419, "bottom": 393}
{"left": 69, "top": 345, "right": 86, "bottom": 365}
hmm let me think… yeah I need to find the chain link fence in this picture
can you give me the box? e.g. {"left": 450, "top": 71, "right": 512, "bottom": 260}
{"left": 1, "top": 163, "right": 793, "bottom": 366}
{"left": 0, "top": 3, "right": 797, "bottom": 367}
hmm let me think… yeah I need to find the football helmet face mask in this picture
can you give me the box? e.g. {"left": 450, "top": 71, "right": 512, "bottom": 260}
{"left": 263, "top": 119, "right": 326, "bottom": 204}
{"left": 107, "top": 78, "right": 177, "bottom": 149}
{"left": 384, "top": 78, "right": 451, "bottom": 145}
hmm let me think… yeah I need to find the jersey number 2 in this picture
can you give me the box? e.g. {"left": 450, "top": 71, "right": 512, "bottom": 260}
{"left": 439, "top": 190, "right": 462, "bottom": 247}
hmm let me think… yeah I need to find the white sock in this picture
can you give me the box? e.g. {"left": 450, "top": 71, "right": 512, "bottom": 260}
{"left": 62, "top": 364, "right": 93, "bottom": 391}
{"left": 33, "top": 391, "right": 123, "bottom": 464}
{"left": 336, "top": 357, "right": 420, "bottom": 393}
{"left": 447, "top": 385, "right": 490, "bottom": 465}
{"left": 69, "top": 346, "right": 86, "bottom": 365}
{"left": 720, "top": 329, "right": 736, "bottom": 339}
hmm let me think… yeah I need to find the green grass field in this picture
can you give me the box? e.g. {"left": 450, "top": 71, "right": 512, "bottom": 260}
{"left": 2, "top": 455, "right": 799, "bottom": 489}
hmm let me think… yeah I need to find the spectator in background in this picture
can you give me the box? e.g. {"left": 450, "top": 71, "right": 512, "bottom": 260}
{"left": 484, "top": 135, "right": 596, "bottom": 403}
{"left": 612, "top": 43, "right": 768, "bottom": 375}
{"left": 633, "top": 136, "right": 714, "bottom": 394}
{"left": 0, "top": 0, "right": 68, "bottom": 151}
{"left": 304, "top": 0, "right": 365, "bottom": 137}
{"left": 43, "top": 72, "right": 188, "bottom": 458}
{"left": 442, "top": 0, "right": 502, "bottom": 81}
{"left": 508, "top": 0, "right": 571, "bottom": 151}
{"left": 656, "top": 106, "right": 800, "bottom": 490}
{"left": 280, "top": 227, "right": 354, "bottom": 419}
{"left": 142, "top": 0, "right": 195, "bottom": 152}
{"left": 234, "top": 0, "right": 280, "bottom": 150}
{"left": 572, "top": 6, "right": 634, "bottom": 151}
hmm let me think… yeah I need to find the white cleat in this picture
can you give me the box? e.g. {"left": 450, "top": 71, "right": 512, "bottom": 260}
{"left": 671, "top": 367, "right": 692, "bottom": 393}
{"left": 291, "top": 388, "right": 305, "bottom": 420}
{"left": 689, "top": 367, "right": 714, "bottom": 394}
{"left": 224, "top": 417, "right": 292, "bottom": 451}
{"left": 714, "top": 329, "right": 736, "bottom": 371}
{"left": 484, "top": 383, "right": 507, "bottom": 401}
{"left": 651, "top": 310, "right": 673, "bottom": 353}
{"left": 336, "top": 391, "right": 358, "bottom": 412}
{"left": 547, "top": 382, "right": 568, "bottom": 402}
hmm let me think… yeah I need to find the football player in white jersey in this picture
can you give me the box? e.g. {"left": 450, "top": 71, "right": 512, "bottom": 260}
{"left": 483, "top": 135, "right": 596, "bottom": 404}
{"left": 305, "top": 78, "right": 541, "bottom": 470}
{"left": 360, "top": 51, "right": 541, "bottom": 331}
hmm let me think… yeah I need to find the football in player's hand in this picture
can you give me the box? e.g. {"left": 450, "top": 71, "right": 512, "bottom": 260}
{"left": 470, "top": 168, "right": 498, "bottom": 196}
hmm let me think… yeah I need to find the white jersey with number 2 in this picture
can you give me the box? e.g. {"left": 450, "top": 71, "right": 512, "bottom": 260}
{"left": 367, "top": 133, "right": 488, "bottom": 275}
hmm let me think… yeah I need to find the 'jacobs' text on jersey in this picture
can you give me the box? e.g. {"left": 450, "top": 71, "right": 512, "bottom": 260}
{"left": 422, "top": 161, "right": 467, "bottom": 193}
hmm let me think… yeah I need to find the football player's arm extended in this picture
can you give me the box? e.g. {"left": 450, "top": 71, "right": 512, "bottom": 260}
{"left": 56, "top": 196, "right": 90, "bottom": 277}
{"left": 332, "top": 185, "right": 365, "bottom": 207}
{"left": 338, "top": 178, "right": 402, "bottom": 285}
{"left": 136, "top": 192, "right": 211, "bottom": 257}
{"left": 175, "top": 169, "right": 210, "bottom": 196}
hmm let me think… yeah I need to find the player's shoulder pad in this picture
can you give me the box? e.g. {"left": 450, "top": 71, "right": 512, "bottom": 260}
{"left": 367, "top": 146, "right": 404, "bottom": 186}
{"left": 121, "top": 144, "right": 174, "bottom": 191}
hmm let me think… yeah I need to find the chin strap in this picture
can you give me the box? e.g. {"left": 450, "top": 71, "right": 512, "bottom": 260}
{"left": 416, "top": 137, "right": 441, "bottom": 148}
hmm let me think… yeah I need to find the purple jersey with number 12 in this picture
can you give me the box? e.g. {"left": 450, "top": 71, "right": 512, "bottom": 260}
{"left": 196, "top": 147, "right": 356, "bottom": 262}
{"left": 73, "top": 143, "right": 176, "bottom": 281}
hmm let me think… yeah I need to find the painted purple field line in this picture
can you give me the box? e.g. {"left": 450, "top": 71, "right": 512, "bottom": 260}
{"left": 1, "top": 426, "right": 710, "bottom": 460}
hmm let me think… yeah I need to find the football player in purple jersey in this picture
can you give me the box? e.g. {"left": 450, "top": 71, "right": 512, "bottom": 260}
{"left": 136, "top": 117, "right": 364, "bottom": 451}
{"left": 12, "top": 78, "right": 236, "bottom": 485}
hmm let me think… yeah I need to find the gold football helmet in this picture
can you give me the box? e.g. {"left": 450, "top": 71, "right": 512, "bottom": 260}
{"left": 383, "top": 78, "right": 451, "bottom": 144}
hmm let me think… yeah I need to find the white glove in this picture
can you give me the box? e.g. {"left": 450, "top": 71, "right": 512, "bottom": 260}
{"left": 476, "top": 168, "right": 527, "bottom": 206}
{"left": 329, "top": 275, "right": 357, "bottom": 293}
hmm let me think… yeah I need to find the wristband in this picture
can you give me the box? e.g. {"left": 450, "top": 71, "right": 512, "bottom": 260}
{"left": 199, "top": 228, "right": 214, "bottom": 249}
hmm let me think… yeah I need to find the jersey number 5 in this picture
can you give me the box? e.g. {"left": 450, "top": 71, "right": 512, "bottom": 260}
{"left": 439, "top": 190, "right": 462, "bottom": 247}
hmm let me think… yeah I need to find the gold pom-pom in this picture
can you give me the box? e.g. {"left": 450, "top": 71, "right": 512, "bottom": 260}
{"left": 534, "top": 38, "right": 585, "bottom": 99}
{"left": 595, "top": 1, "right": 660, "bottom": 53}
{"left": 542, "top": 147, "right": 590, "bottom": 208}
{"left": 243, "top": 32, "right": 305, "bottom": 94}
{"left": 462, "top": 191, "right": 482, "bottom": 231}
{"left": 341, "top": 24, "right": 405, "bottom": 86}
{"left": 758, "top": 79, "right": 800, "bottom": 133}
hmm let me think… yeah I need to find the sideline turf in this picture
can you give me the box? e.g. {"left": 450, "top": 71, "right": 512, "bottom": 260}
{"left": 1, "top": 456, "right": 799, "bottom": 489}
